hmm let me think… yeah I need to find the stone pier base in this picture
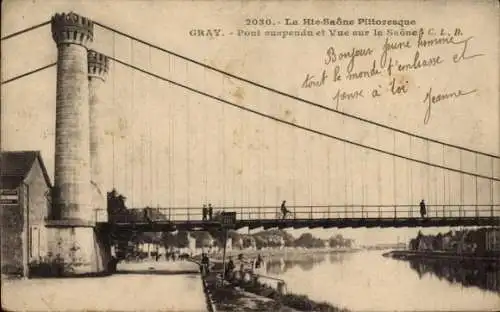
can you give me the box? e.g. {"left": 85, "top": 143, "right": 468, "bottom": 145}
{"left": 37, "top": 224, "right": 112, "bottom": 277}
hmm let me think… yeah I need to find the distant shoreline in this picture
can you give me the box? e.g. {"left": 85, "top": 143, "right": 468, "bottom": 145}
{"left": 210, "top": 247, "right": 361, "bottom": 259}
{"left": 383, "top": 250, "right": 500, "bottom": 262}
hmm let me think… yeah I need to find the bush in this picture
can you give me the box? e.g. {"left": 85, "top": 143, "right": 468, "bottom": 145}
{"left": 234, "top": 279, "right": 347, "bottom": 312}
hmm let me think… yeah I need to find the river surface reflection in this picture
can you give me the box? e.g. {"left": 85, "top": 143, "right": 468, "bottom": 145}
{"left": 263, "top": 250, "right": 499, "bottom": 311}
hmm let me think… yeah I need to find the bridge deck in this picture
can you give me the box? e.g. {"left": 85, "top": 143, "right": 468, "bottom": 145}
{"left": 98, "top": 216, "right": 500, "bottom": 232}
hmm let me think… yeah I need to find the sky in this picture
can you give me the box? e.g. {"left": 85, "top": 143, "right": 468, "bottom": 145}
{"left": 1, "top": 0, "right": 499, "bottom": 245}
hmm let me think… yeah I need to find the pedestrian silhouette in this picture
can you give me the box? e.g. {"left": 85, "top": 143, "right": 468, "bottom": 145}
{"left": 208, "top": 204, "right": 213, "bottom": 220}
{"left": 420, "top": 200, "right": 427, "bottom": 218}
{"left": 202, "top": 204, "right": 207, "bottom": 220}
{"left": 281, "top": 200, "right": 288, "bottom": 219}
{"left": 144, "top": 207, "right": 152, "bottom": 223}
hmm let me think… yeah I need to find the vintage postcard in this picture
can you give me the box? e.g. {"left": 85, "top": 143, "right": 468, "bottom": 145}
{"left": 1, "top": 0, "right": 499, "bottom": 311}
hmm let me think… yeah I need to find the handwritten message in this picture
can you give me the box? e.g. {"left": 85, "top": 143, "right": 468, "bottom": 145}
{"left": 300, "top": 28, "right": 484, "bottom": 124}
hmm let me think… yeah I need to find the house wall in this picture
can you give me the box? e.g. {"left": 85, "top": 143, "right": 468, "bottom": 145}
{"left": 0, "top": 187, "right": 24, "bottom": 275}
{"left": 1, "top": 158, "right": 53, "bottom": 276}
{"left": 24, "top": 159, "right": 51, "bottom": 263}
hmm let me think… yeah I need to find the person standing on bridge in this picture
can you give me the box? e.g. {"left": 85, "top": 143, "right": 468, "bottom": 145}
{"left": 420, "top": 199, "right": 427, "bottom": 218}
{"left": 144, "top": 207, "right": 152, "bottom": 223}
{"left": 281, "top": 200, "right": 289, "bottom": 219}
{"left": 208, "top": 203, "right": 213, "bottom": 220}
{"left": 202, "top": 204, "right": 208, "bottom": 220}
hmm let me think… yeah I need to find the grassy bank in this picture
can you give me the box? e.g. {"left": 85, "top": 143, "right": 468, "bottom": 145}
{"left": 204, "top": 266, "right": 348, "bottom": 312}
{"left": 232, "top": 278, "right": 348, "bottom": 312}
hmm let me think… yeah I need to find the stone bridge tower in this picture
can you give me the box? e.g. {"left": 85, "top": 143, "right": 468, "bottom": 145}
{"left": 48, "top": 12, "right": 110, "bottom": 275}
{"left": 88, "top": 50, "right": 109, "bottom": 221}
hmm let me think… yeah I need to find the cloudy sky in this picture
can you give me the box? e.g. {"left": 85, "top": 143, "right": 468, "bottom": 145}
{"left": 1, "top": 0, "right": 498, "bottom": 244}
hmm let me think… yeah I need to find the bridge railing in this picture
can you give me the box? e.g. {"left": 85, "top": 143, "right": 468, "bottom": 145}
{"left": 94, "top": 204, "right": 500, "bottom": 223}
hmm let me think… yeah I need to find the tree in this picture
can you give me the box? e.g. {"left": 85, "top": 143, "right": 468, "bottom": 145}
{"left": 295, "top": 233, "right": 324, "bottom": 248}
{"left": 176, "top": 231, "right": 190, "bottom": 248}
{"left": 409, "top": 238, "right": 418, "bottom": 250}
{"left": 432, "top": 233, "right": 443, "bottom": 250}
{"left": 329, "top": 233, "right": 353, "bottom": 248}
{"left": 162, "top": 232, "right": 178, "bottom": 248}
{"left": 191, "top": 231, "right": 214, "bottom": 248}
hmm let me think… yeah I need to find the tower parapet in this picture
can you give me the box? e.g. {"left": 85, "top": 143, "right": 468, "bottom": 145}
{"left": 88, "top": 50, "right": 109, "bottom": 81}
{"left": 51, "top": 12, "right": 93, "bottom": 47}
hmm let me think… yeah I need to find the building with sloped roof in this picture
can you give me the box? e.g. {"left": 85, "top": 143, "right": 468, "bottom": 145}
{"left": 1, "top": 151, "right": 52, "bottom": 277}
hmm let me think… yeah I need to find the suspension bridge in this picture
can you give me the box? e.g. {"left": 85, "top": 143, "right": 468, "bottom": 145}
{"left": 2, "top": 12, "right": 500, "bottom": 237}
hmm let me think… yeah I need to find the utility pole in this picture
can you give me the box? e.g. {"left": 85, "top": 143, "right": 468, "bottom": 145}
{"left": 220, "top": 211, "right": 236, "bottom": 286}
{"left": 221, "top": 228, "right": 228, "bottom": 284}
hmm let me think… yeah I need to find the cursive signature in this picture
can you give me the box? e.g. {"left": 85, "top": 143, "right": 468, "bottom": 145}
{"left": 423, "top": 87, "right": 477, "bottom": 124}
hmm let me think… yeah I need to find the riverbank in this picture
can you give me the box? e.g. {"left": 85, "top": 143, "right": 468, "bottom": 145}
{"left": 202, "top": 259, "right": 348, "bottom": 312}
{"left": 204, "top": 276, "right": 301, "bottom": 312}
{"left": 383, "top": 250, "right": 500, "bottom": 262}
{"left": 234, "top": 278, "right": 348, "bottom": 312}
{"left": 204, "top": 273, "right": 347, "bottom": 312}
{"left": 210, "top": 247, "right": 360, "bottom": 260}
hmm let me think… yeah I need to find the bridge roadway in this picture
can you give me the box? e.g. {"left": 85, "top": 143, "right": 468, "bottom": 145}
{"left": 95, "top": 205, "right": 500, "bottom": 232}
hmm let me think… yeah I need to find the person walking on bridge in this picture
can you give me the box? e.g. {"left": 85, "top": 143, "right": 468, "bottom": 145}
{"left": 144, "top": 207, "right": 152, "bottom": 223}
{"left": 202, "top": 204, "right": 208, "bottom": 220}
{"left": 208, "top": 203, "right": 213, "bottom": 220}
{"left": 281, "top": 200, "right": 290, "bottom": 219}
{"left": 420, "top": 199, "right": 427, "bottom": 218}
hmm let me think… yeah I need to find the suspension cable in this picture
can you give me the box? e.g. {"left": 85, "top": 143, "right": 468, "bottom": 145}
{"left": 149, "top": 127, "right": 153, "bottom": 207}
{"left": 491, "top": 158, "right": 494, "bottom": 216}
{"left": 112, "top": 32, "right": 116, "bottom": 189}
{"left": 104, "top": 54, "right": 500, "bottom": 182}
{"left": 409, "top": 137, "right": 413, "bottom": 216}
{"left": 393, "top": 131, "right": 397, "bottom": 215}
{"left": 205, "top": 68, "right": 210, "bottom": 206}
{"left": 420, "top": 143, "right": 424, "bottom": 203}
{"left": 343, "top": 121, "right": 348, "bottom": 212}
{"left": 240, "top": 89, "right": 246, "bottom": 208}
{"left": 376, "top": 127, "right": 382, "bottom": 207}
{"left": 94, "top": 21, "right": 499, "bottom": 160}
{"left": 221, "top": 74, "right": 227, "bottom": 207}
{"left": 350, "top": 145, "right": 354, "bottom": 217}
{"left": 168, "top": 55, "right": 174, "bottom": 210}
{"left": 308, "top": 104, "right": 313, "bottom": 208}
{"left": 442, "top": 145, "right": 446, "bottom": 216}
{"left": 186, "top": 61, "right": 190, "bottom": 208}
{"left": 460, "top": 150, "right": 464, "bottom": 216}
{"left": 361, "top": 150, "right": 366, "bottom": 215}
{"left": 130, "top": 39, "right": 135, "bottom": 207}
{"left": 327, "top": 137, "right": 331, "bottom": 211}
{"left": 1, "top": 20, "right": 50, "bottom": 41}
{"left": 140, "top": 134, "right": 144, "bottom": 207}
{"left": 148, "top": 47, "right": 154, "bottom": 207}
{"left": 259, "top": 93, "right": 265, "bottom": 210}
{"left": 475, "top": 153, "right": 478, "bottom": 216}
{"left": 275, "top": 99, "right": 279, "bottom": 206}
{"left": 1, "top": 62, "right": 56, "bottom": 85}
{"left": 426, "top": 140, "right": 430, "bottom": 210}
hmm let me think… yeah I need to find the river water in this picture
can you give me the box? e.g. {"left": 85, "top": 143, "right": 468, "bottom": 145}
{"left": 262, "top": 250, "right": 499, "bottom": 311}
